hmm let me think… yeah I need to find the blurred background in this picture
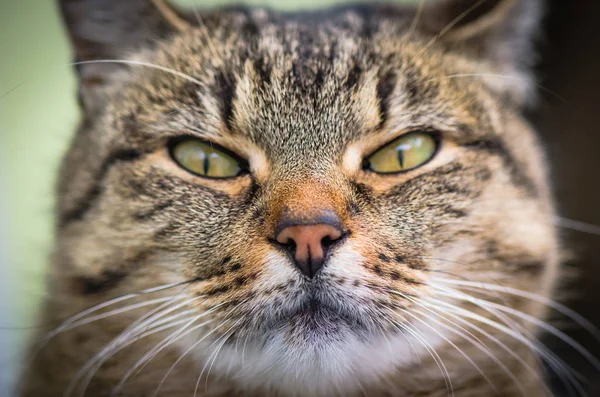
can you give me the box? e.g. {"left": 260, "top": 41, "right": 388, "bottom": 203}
{"left": 1, "top": 0, "right": 599, "bottom": 395}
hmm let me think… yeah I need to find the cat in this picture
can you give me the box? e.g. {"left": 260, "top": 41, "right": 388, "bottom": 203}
{"left": 18, "top": 0, "right": 578, "bottom": 395}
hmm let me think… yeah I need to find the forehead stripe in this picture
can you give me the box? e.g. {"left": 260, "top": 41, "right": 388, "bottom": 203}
{"left": 376, "top": 69, "right": 396, "bottom": 129}
{"left": 213, "top": 69, "right": 237, "bottom": 132}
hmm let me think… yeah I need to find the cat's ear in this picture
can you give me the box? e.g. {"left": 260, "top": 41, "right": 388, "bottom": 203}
{"left": 418, "top": 0, "right": 544, "bottom": 103}
{"left": 59, "top": 0, "right": 191, "bottom": 113}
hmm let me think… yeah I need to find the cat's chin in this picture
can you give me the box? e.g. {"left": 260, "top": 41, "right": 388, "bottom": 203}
{"left": 193, "top": 313, "right": 424, "bottom": 396}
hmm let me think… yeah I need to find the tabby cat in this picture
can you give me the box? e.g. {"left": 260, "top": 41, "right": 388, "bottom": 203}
{"left": 20, "top": 0, "right": 575, "bottom": 395}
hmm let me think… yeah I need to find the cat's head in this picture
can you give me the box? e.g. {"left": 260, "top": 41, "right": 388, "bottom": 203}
{"left": 56, "top": 0, "right": 557, "bottom": 394}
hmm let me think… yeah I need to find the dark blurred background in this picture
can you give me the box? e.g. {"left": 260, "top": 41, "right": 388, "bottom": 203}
{"left": 533, "top": 0, "right": 600, "bottom": 394}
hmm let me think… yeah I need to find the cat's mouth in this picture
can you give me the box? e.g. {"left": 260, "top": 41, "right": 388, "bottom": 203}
{"left": 262, "top": 291, "right": 371, "bottom": 340}
{"left": 287, "top": 297, "right": 358, "bottom": 327}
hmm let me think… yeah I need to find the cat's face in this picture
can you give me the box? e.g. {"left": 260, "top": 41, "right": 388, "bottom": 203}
{"left": 54, "top": 0, "right": 558, "bottom": 394}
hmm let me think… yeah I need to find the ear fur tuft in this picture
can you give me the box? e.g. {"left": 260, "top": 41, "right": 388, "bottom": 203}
{"left": 419, "top": 0, "right": 545, "bottom": 104}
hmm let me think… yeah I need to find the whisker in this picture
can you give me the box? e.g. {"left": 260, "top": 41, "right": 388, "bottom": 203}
{"left": 414, "top": 0, "right": 487, "bottom": 60}
{"left": 555, "top": 216, "right": 600, "bottom": 236}
{"left": 151, "top": 300, "right": 247, "bottom": 397}
{"left": 404, "top": 0, "right": 426, "bottom": 43}
{"left": 227, "top": 328, "right": 244, "bottom": 377}
{"left": 132, "top": 309, "right": 198, "bottom": 335}
{"left": 112, "top": 318, "right": 212, "bottom": 397}
{"left": 204, "top": 330, "right": 235, "bottom": 395}
{"left": 393, "top": 301, "right": 502, "bottom": 395}
{"left": 421, "top": 299, "right": 554, "bottom": 396}
{"left": 423, "top": 293, "right": 588, "bottom": 395}
{"left": 407, "top": 289, "right": 539, "bottom": 394}
{"left": 65, "top": 316, "right": 195, "bottom": 397}
{"left": 130, "top": 315, "right": 219, "bottom": 378}
{"left": 46, "top": 280, "right": 198, "bottom": 333}
{"left": 418, "top": 307, "right": 527, "bottom": 396}
{"left": 113, "top": 301, "right": 230, "bottom": 395}
{"left": 385, "top": 308, "right": 423, "bottom": 366}
{"left": 434, "top": 278, "right": 600, "bottom": 342}
{"left": 152, "top": 0, "right": 191, "bottom": 31}
{"left": 418, "top": 256, "right": 525, "bottom": 324}
{"left": 190, "top": 0, "right": 229, "bottom": 84}
{"left": 115, "top": 295, "right": 204, "bottom": 344}
{"left": 389, "top": 289, "right": 493, "bottom": 354}
{"left": 1, "top": 80, "right": 26, "bottom": 99}
{"left": 390, "top": 317, "right": 455, "bottom": 397}
{"left": 196, "top": 317, "right": 245, "bottom": 397}
{"left": 64, "top": 297, "right": 182, "bottom": 332}
{"left": 35, "top": 296, "right": 178, "bottom": 362}
{"left": 240, "top": 331, "right": 251, "bottom": 368}
{"left": 72, "top": 60, "right": 203, "bottom": 87}
{"left": 424, "top": 73, "right": 569, "bottom": 105}
{"left": 89, "top": 319, "right": 198, "bottom": 396}
{"left": 432, "top": 285, "right": 600, "bottom": 372}
{"left": 72, "top": 296, "right": 204, "bottom": 397}
{"left": 380, "top": 322, "right": 397, "bottom": 368}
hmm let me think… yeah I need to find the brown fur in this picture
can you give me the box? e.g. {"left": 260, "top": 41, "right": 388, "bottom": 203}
{"left": 20, "top": 0, "right": 561, "bottom": 396}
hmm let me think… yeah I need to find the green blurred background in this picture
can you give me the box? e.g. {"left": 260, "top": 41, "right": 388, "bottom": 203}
{"left": 1, "top": 1, "right": 77, "bottom": 392}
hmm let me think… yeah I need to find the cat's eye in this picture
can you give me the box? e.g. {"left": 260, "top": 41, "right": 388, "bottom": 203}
{"left": 169, "top": 139, "right": 245, "bottom": 178}
{"left": 364, "top": 132, "right": 439, "bottom": 174}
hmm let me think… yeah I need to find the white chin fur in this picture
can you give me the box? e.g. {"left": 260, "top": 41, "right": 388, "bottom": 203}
{"left": 188, "top": 324, "right": 440, "bottom": 396}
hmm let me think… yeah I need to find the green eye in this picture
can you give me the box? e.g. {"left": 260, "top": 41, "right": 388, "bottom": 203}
{"left": 365, "top": 132, "right": 439, "bottom": 174}
{"left": 170, "top": 139, "right": 244, "bottom": 178}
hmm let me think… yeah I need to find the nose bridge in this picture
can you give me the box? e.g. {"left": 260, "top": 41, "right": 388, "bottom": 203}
{"left": 267, "top": 178, "right": 347, "bottom": 234}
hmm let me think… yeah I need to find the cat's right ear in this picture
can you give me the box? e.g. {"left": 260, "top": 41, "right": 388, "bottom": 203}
{"left": 59, "top": 0, "right": 191, "bottom": 113}
{"left": 416, "top": 0, "right": 544, "bottom": 104}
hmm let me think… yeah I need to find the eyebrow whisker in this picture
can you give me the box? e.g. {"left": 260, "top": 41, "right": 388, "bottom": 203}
{"left": 72, "top": 60, "right": 203, "bottom": 87}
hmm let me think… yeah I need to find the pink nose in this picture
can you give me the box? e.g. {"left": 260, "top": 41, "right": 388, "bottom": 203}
{"left": 276, "top": 221, "right": 344, "bottom": 278}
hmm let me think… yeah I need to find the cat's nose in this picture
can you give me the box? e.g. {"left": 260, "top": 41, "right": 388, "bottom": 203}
{"left": 275, "top": 212, "right": 345, "bottom": 279}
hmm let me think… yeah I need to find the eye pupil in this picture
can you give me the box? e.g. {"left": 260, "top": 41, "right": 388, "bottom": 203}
{"left": 397, "top": 147, "right": 404, "bottom": 168}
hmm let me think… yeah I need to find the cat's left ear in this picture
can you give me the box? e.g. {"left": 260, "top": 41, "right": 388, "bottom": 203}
{"left": 418, "top": 0, "right": 544, "bottom": 103}
{"left": 59, "top": 0, "right": 192, "bottom": 114}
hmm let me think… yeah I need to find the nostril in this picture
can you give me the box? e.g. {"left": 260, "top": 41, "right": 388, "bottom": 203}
{"left": 274, "top": 236, "right": 296, "bottom": 254}
{"left": 321, "top": 230, "right": 347, "bottom": 254}
{"left": 285, "top": 238, "right": 296, "bottom": 253}
{"left": 321, "top": 235, "right": 336, "bottom": 249}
